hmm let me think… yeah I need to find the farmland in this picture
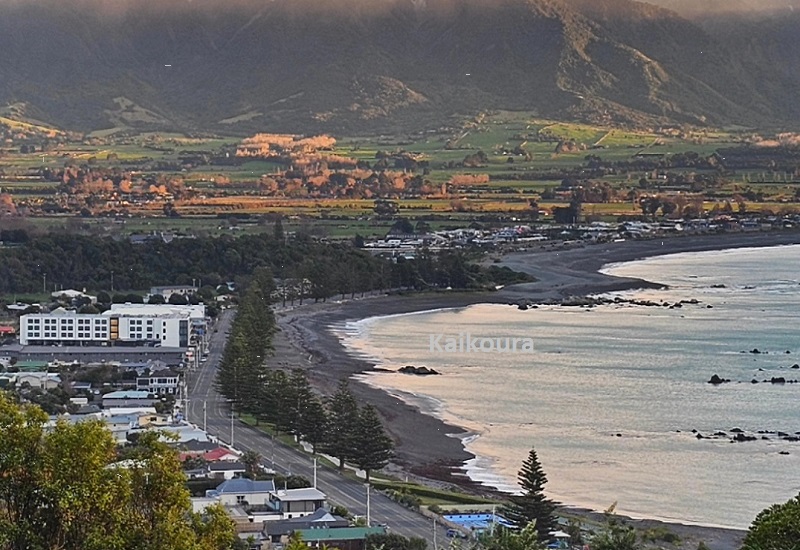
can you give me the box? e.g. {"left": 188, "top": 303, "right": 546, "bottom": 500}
{"left": 2, "top": 111, "right": 800, "bottom": 239}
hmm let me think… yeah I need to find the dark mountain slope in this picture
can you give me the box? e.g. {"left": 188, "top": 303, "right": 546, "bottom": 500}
{"left": 0, "top": 0, "right": 795, "bottom": 133}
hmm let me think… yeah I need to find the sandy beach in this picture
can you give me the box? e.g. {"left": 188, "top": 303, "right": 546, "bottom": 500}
{"left": 273, "top": 231, "right": 800, "bottom": 549}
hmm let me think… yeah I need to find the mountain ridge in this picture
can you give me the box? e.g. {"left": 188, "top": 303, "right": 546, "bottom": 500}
{"left": 0, "top": 0, "right": 796, "bottom": 133}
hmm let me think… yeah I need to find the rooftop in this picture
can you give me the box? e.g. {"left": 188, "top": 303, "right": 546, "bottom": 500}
{"left": 294, "top": 527, "right": 386, "bottom": 542}
{"left": 213, "top": 478, "right": 276, "bottom": 495}
{"left": 272, "top": 487, "right": 326, "bottom": 502}
{"left": 102, "top": 390, "right": 152, "bottom": 400}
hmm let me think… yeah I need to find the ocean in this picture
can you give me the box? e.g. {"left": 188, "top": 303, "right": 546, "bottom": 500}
{"left": 337, "top": 245, "right": 800, "bottom": 529}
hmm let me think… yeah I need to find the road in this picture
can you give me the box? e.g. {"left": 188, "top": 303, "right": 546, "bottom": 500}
{"left": 185, "top": 309, "right": 450, "bottom": 548}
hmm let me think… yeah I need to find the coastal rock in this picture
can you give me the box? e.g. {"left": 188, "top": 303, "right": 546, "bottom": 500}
{"left": 792, "top": 364, "right": 799, "bottom": 369}
{"left": 708, "top": 374, "right": 730, "bottom": 385}
{"left": 733, "top": 433, "right": 757, "bottom": 442}
{"left": 398, "top": 365, "right": 440, "bottom": 376}
{"left": 779, "top": 451, "right": 790, "bottom": 455}
{"left": 770, "top": 377, "right": 787, "bottom": 384}
{"left": 751, "top": 348, "right": 761, "bottom": 354}
{"left": 711, "top": 284, "right": 727, "bottom": 289}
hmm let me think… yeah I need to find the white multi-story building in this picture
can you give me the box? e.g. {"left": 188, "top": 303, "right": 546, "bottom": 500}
{"left": 19, "top": 305, "right": 206, "bottom": 348}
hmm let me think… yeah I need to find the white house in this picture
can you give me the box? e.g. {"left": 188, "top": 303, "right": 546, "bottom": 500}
{"left": 268, "top": 488, "right": 327, "bottom": 520}
{"left": 101, "top": 390, "right": 157, "bottom": 409}
{"left": 50, "top": 289, "right": 97, "bottom": 304}
{"left": 0, "top": 372, "right": 61, "bottom": 390}
{"left": 207, "top": 461, "right": 247, "bottom": 480}
{"left": 136, "top": 369, "right": 180, "bottom": 395}
{"left": 206, "top": 479, "right": 277, "bottom": 507}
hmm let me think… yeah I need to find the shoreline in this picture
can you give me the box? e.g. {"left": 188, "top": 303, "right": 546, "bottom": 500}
{"left": 275, "top": 231, "right": 800, "bottom": 548}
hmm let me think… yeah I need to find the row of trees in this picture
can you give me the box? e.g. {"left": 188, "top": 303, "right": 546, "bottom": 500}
{"left": 0, "top": 231, "right": 523, "bottom": 296}
{"left": 214, "top": 269, "right": 394, "bottom": 481}
{"left": 0, "top": 394, "right": 238, "bottom": 550}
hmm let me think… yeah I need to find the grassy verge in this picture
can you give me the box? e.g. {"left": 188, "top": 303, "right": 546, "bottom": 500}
{"left": 370, "top": 480, "right": 495, "bottom": 507}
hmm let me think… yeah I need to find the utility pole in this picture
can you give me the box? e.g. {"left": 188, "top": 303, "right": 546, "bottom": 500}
{"left": 365, "top": 484, "right": 371, "bottom": 527}
{"left": 203, "top": 401, "right": 207, "bottom": 432}
{"left": 313, "top": 457, "right": 317, "bottom": 489}
{"left": 230, "top": 406, "right": 235, "bottom": 448}
{"left": 42, "top": 273, "right": 46, "bottom": 294}
{"left": 433, "top": 517, "right": 437, "bottom": 550}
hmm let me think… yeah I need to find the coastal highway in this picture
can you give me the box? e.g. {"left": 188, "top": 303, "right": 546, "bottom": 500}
{"left": 185, "top": 309, "right": 451, "bottom": 547}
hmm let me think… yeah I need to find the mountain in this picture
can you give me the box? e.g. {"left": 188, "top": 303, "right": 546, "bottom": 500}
{"left": 642, "top": 0, "right": 800, "bottom": 17}
{"left": 0, "top": 0, "right": 797, "bottom": 133}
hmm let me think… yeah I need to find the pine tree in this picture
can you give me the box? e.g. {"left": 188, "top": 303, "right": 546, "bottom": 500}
{"left": 352, "top": 404, "right": 394, "bottom": 482}
{"left": 298, "top": 394, "right": 328, "bottom": 454}
{"left": 323, "top": 380, "right": 360, "bottom": 470}
{"left": 502, "top": 447, "right": 556, "bottom": 541}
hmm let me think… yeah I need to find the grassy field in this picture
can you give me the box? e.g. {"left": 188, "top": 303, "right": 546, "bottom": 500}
{"left": 3, "top": 111, "right": 798, "bottom": 237}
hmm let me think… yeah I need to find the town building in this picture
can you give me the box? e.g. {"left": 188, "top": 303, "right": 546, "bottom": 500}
{"left": 147, "top": 285, "right": 199, "bottom": 301}
{"left": 19, "top": 304, "right": 206, "bottom": 348}
{"left": 136, "top": 368, "right": 180, "bottom": 395}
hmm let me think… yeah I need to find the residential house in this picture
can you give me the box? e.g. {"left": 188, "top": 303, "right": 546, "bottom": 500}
{"left": 262, "top": 509, "right": 349, "bottom": 546}
{"left": 136, "top": 369, "right": 180, "bottom": 395}
{"left": 203, "top": 447, "right": 241, "bottom": 462}
{"left": 205, "top": 478, "right": 277, "bottom": 507}
{"left": 0, "top": 372, "right": 61, "bottom": 390}
{"left": 267, "top": 488, "right": 327, "bottom": 520}
{"left": 291, "top": 527, "right": 387, "bottom": 550}
{"left": 208, "top": 461, "right": 246, "bottom": 480}
{"left": 178, "top": 438, "right": 223, "bottom": 458}
{"left": 137, "top": 412, "right": 171, "bottom": 428}
{"left": 102, "top": 390, "right": 157, "bottom": 409}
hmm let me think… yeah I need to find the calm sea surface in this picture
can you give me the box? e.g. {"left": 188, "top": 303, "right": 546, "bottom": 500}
{"left": 337, "top": 245, "right": 800, "bottom": 528}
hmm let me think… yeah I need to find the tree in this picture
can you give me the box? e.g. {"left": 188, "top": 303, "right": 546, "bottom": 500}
{"left": 323, "top": 380, "right": 360, "bottom": 470}
{"left": 149, "top": 294, "right": 166, "bottom": 304}
{"left": 352, "top": 404, "right": 394, "bottom": 482}
{"left": 241, "top": 451, "right": 262, "bottom": 479}
{"left": 0, "top": 395, "right": 237, "bottom": 550}
{"left": 502, "top": 447, "right": 556, "bottom": 541}
{"left": 742, "top": 493, "right": 800, "bottom": 550}
{"left": 477, "top": 521, "right": 546, "bottom": 550}
{"left": 273, "top": 218, "right": 285, "bottom": 241}
{"left": 169, "top": 293, "right": 189, "bottom": 305}
{"left": 590, "top": 504, "right": 640, "bottom": 550}
{"left": 365, "top": 533, "right": 427, "bottom": 550}
{"left": 297, "top": 394, "right": 328, "bottom": 454}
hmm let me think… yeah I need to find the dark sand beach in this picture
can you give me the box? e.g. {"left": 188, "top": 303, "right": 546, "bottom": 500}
{"left": 273, "top": 231, "right": 800, "bottom": 549}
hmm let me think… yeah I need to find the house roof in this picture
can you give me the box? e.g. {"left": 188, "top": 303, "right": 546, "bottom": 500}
{"left": 178, "top": 439, "right": 220, "bottom": 453}
{"left": 0, "top": 326, "right": 16, "bottom": 334}
{"left": 214, "top": 478, "right": 276, "bottom": 495}
{"left": 272, "top": 488, "right": 326, "bottom": 502}
{"left": 208, "top": 461, "right": 246, "bottom": 472}
{"left": 203, "top": 447, "right": 239, "bottom": 461}
{"left": 139, "top": 368, "right": 178, "bottom": 378}
{"left": 294, "top": 527, "right": 386, "bottom": 542}
{"left": 262, "top": 509, "right": 348, "bottom": 536}
{"left": 102, "top": 390, "right": 152, "bottom": 400}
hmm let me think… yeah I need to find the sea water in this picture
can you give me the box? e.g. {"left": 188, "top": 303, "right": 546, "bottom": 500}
{"left": 337, "top": 245, "right": 800, "bottom": 528}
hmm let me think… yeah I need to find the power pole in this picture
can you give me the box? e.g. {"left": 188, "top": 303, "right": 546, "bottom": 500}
{"left": 313, "top": 457, "right": 317, "bottom": 489}
{"left": 230, "top": 407, "right": 235, "bottom": 448}
{"left": 433, "top": 517, "right": 437, "bottom": 550}
{"left": 203, "top": 401, "right": 207, "bottom": 432}
{"left": 365, "top": 484, "right": 371, "bottom": 527}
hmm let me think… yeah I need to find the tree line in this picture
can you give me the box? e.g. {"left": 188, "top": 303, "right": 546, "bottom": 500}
{"left": 214, "top": 268, "right": 394, "bottom": 481}
{"left": 0, "top": 230, "right": 527, "bottom": 297}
